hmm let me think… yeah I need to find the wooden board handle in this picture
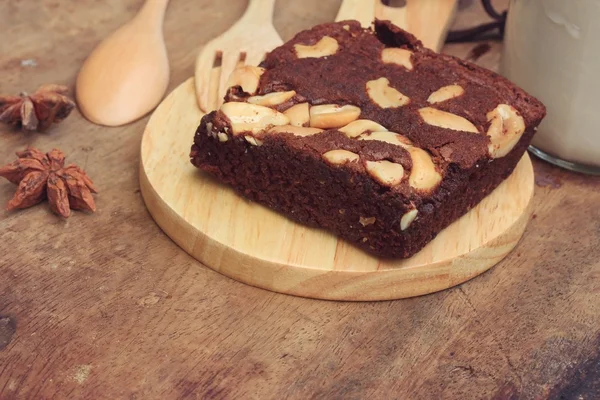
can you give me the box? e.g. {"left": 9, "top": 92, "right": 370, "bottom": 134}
{"left": 333, "top": 0, "right": 457, "bottom": 52}
{"left": 374, "top": 0, "right": 458, "bottom": 52}
{"left": 335, "top": 0, "right": 376, "bottom": 27}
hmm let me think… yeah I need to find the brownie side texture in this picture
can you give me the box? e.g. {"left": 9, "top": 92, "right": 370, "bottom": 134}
{"left": 190, "top": 20, "right": 546, "bottom": 258}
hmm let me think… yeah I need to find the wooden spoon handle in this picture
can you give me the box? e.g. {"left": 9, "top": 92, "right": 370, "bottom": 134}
{"left": 335, "top": 0, "right": 375, "bottom": 27}
{"left": 137, "top": 0, "right": 170, "bottom": 27}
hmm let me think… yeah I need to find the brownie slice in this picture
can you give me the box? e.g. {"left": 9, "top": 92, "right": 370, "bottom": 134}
{"left": 190, "top": 20, "right": 546, "bottom": 258}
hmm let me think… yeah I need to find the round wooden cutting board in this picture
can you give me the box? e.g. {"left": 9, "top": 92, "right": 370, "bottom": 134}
{"left": 140, "top": 78, "right": 535, "bottom": 301}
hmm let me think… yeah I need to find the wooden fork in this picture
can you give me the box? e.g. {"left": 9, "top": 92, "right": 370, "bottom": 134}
{"left": 194, "top": 0, "right": 283, "bottom": 113}
{"left": 194, "top": 0, "right": 372, "bottom": 113}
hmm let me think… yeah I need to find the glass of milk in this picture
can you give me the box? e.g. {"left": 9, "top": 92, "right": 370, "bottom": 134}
{"left": 501, "top": 0, "right": 600, "bottom": 175}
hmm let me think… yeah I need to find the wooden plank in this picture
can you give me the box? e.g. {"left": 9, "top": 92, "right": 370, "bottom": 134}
{"left": 1, "top": 0, "right": 599, "bottom": 398}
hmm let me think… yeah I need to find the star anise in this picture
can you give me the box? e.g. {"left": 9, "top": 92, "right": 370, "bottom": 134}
{"left": 0, "top": 147, "right": 97, "bottom": 218}
{"left": 0, "top": 84, "right": 76, "bottom": 131}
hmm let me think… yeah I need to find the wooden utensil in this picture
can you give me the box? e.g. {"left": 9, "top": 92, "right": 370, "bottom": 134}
{"left": 194, "top": 0, "right": 283, "bottom": 113}
{"left": 139, "top": 78, "right": 534, "bottom": 301}
{"left": 75, "top": 0, "right": 170, "bottom": 126}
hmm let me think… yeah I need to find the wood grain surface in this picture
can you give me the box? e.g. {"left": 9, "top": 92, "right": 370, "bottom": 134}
{"left": 1, "top": 0, "right": 600, "bottom": 399}
{"left": 140, "top": 77, "right": 534, "bottom": 301}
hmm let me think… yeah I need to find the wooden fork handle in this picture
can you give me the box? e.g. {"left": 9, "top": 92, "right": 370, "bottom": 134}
{"left": 240, "top": 0, "right": 277, "bottom": 26}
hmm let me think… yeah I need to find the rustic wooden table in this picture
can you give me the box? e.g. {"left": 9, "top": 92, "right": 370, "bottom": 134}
{"left": 1, "top": 1, "right": 599, "bottom": 399}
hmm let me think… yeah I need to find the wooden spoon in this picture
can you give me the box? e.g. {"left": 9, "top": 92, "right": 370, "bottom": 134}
{"left": 76, "top": 0, "right": 170, "bottom": 126}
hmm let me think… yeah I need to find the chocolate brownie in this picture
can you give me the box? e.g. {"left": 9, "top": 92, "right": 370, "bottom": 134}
{"left": 190, "top": 20, "right": 546, "bottom": 258}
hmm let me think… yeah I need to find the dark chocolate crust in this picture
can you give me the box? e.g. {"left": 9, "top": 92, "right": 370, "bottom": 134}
{"left": 190, "top": 20, "right": 546, "bottom": 258}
